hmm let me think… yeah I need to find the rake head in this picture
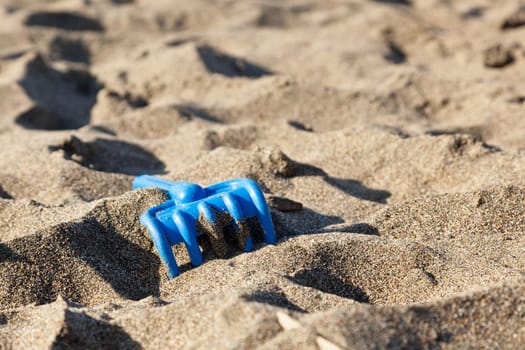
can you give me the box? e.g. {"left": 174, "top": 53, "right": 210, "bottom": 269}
{"left": 133, "top": 175, "right": 276, "bottom": 279}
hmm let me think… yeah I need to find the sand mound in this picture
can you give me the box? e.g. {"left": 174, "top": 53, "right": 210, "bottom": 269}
{"left": 0, "top": 189, "right": 167, "bottom": 309}
{"left": 264, "top": 280, "right": 525, "bottom": 349}
{"left": 1, "top": 231, "right": 522, "bottom": 348}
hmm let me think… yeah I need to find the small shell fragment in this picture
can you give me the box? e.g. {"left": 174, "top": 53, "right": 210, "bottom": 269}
{"left": 276, "top": 311, "right": 301, "bottom": 330}
{"left": 316, "top": 336, "right": 343, "bottom": 350}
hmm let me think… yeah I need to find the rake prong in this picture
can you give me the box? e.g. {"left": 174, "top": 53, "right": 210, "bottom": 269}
{"left": 197, "top": 201, "right": 228, "bottom": 257}
{"left": 244, "top": 235, "right": 253, "bottom": 252}
{"left": 140, "top": 211, "right": 180, "bottom": 278}
{"left": 222, "top": 192, "right": 252, "bottom": 251}
{"left": 173, "top": 211, "right": 203, "bottom": 267}
{"left": 243, "top": 179, "right": 277, "bottom": 244}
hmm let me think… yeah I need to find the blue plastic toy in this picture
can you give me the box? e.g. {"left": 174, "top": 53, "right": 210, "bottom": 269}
{"left": 133, "top": 175, "right": 276, "bottom": 279}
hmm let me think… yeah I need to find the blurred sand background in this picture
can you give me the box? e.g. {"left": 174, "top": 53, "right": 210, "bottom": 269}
{"left": 0, "top": 0, "right": 524, "bottom": 348}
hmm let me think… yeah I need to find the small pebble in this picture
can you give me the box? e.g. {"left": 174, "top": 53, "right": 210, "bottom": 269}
{"left": 266, "top": 195, "right": 303, "bottom": 212}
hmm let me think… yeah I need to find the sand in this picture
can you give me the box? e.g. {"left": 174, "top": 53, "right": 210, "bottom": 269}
{"left": 0, "top": 0, "right": 524, "bottom": 349}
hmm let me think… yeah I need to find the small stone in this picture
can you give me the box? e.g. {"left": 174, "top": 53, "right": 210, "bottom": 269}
{"left": 483, "top": 45, "right": 514, "bottom": 68}
{"left": 501, "top": 6, "right": 525, "bottom": 30}
{"left": 472, "top": 193, "right": 485, "bottom": 208}
{"left": 0, "top": 185, "right": 12, "bottom": 199}
{"left": 428, "top": 328, "right": 438, "bottom": 340}
{"left": 255, "top": 147, "right": 296, "bottom": 177}
{"left": 266, "top": 195, "right": 303, "bottom": 212}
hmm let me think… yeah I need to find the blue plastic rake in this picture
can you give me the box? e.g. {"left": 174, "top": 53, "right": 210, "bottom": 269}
{"left": 133, "top": 175, "right": 276, "bottom": 279}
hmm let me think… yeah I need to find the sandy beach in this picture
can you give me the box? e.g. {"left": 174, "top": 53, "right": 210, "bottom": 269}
{"left": 0, "top": 0, "right": 524, "bottom": 348}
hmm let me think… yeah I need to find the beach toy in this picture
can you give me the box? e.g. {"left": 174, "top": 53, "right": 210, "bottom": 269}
{"left": 133, "top": 175, "right": 276, "bottom": 279}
